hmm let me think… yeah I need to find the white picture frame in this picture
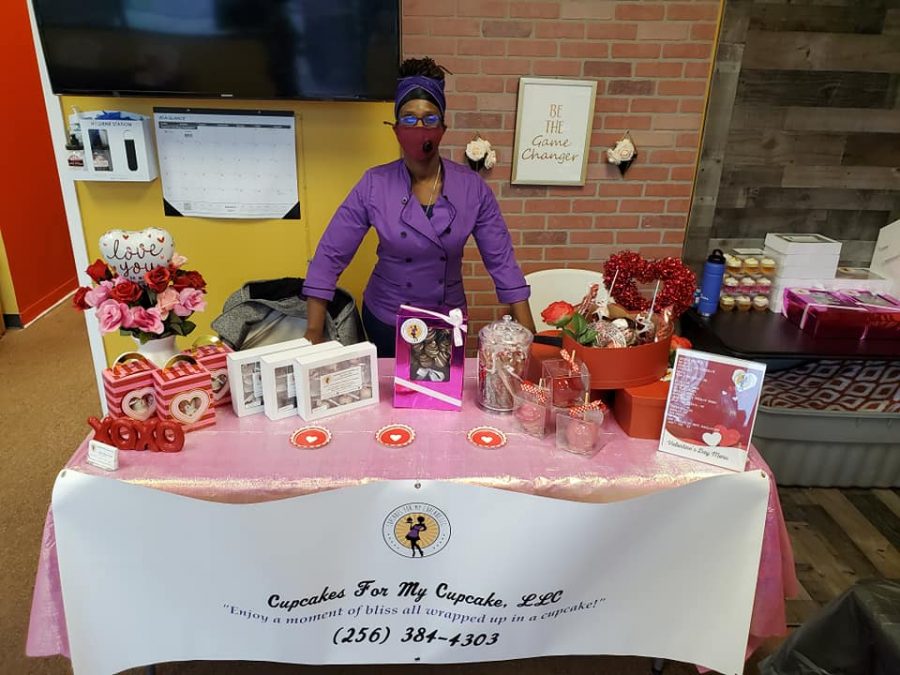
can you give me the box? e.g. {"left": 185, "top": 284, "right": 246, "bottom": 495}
{"left": 294, "top": 342, "right": 379, "bottom": 421}
{"left": 658, "top": 349, "right": 767, "bottom": 472}
{"left": 225, "top": 338, "right": 311, "bottom": 417}
{"left": 511, "top": 77, "right": 598, "bottom": 186}
{"left": 260, "top": 342, "right": 342, "bottom": 421}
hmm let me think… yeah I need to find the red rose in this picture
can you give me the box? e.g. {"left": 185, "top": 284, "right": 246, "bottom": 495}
{"left": 541, "top": 301, "right": 576, "bottom": 327}
{"left": 144, "top": 266, "right": 171, "bottom": 293}
{"left": 72, "top": 286, "right": 91, "bottom": 310}
{"left": 86, "top": 259, "right": 112, "bottom": 283}
{"left": 671, "top": 335, "right": 692, "bottom": 351}
{"left": 109, "top": 279, "right": 142, "bottom": 304}
{"left": 172, "top": 270, "right": 207, "bottom": 292}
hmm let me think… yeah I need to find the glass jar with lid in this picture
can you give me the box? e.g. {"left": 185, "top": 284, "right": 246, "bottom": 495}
{"left": 476, "top": 315, "right": 533, "bottom": 412}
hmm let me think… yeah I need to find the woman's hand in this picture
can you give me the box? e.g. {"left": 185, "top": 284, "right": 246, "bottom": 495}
{"left": 304, "top": 297, "right": 329, "bottom": 344}
{"left": 304, "top": 328, "right": 325, "bottom": 344}
{"left": 510, "top": 300, "right": 537, "bottom": 334}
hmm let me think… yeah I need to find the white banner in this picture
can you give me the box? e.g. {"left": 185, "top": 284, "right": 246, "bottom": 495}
{"left": 53, "top": 471, "right": 770, "bottom": 675}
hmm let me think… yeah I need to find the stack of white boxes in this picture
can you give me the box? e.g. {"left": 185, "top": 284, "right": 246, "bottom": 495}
{"left": 764, "top": 233, "right": 842, "bottom": 312}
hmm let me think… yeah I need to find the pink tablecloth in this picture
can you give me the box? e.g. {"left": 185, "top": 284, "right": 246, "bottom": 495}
{"left": 27, "top": 360, "right": 797, "bottom": 660}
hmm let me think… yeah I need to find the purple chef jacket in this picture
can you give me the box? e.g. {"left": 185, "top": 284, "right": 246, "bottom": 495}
{"left": 304, "top": 158, "right": 530, "bottom": 324}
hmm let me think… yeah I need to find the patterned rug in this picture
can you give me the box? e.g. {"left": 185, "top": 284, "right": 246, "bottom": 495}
{"left": 760, "top": 360, "right": 900, "bottom": 414}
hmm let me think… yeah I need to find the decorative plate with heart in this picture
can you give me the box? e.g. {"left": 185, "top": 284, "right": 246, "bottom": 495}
{"left": 466, "top": 426, "right": 507, "bottom": 449}
{"left": 170, "top": 389, "right": 211, "bottom": 425}
{"left": 375, "top": 424, "right": 415, "bottom": 448}
{"left": 121, "top": 387, "right": 157, "bottom": 421}
{"left": 290, "top": 426, "right": 332, "bottom": 450}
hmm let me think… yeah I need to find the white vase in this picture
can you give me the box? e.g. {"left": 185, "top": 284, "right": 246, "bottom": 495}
{"left": 133, "top": 335, "right": 179, "bottom": 368}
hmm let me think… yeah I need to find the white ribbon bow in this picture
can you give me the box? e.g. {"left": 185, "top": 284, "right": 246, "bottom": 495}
{"left": 399, "top": 305, "right": 468, "bottom": 347}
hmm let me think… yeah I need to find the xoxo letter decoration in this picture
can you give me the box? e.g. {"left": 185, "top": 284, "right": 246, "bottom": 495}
{"left": 88, "top": 416, "right": 185, "bottom": 452}
{"left": 99, "top": 227, "right": 174, "bottom": 282}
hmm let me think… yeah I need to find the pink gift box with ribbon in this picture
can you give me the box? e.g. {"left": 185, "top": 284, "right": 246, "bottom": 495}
{"left": 393, "top": 305, "right": 467, "bottom": 411}
{"left": 151, "top": 356, "right": 216, "bottom": 432}
{"left": 102, "top": 353, "right": 158, "bottom": 422}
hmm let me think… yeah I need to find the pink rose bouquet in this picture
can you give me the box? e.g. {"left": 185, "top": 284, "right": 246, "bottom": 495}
{"left": 73, "top": 255, "right": 208, "bottom": 343}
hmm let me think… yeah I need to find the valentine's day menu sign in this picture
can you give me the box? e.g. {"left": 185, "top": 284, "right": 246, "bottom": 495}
{"left": 659, "top": 349, "right": 766, "bottom": 471}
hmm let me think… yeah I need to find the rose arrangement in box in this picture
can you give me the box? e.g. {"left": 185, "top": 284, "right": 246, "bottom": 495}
{"left": 540, "top": 251, "right": 697, "bottom": 389}
{"left": 541, "top": 253, "right": 695, "bottom": 349}
{"left": 73, "top": 253, "right": 207, "bottom": 343}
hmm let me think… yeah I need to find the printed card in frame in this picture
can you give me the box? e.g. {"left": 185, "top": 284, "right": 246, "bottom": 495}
{"left": 659, "top": 349, "right": 767, "bottom": 472}
{"left": 511, "top": 77, "right": 597, "bottom": 186}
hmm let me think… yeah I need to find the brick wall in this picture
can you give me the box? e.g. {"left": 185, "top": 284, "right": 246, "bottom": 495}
{"left": 401, "top": 0, "right": 720, "bottom": 332}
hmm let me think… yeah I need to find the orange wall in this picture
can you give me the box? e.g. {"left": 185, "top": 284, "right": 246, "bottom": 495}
{"left": 0, "top": 0, "right": 75, "bottom": 323}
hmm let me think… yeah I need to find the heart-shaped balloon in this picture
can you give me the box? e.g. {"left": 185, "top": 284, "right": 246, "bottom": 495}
{"left": 99, "top": 227, "right": 175, "bottom": 283}
{"left": 170, "top": 389, "right": 210, "bottom": 424}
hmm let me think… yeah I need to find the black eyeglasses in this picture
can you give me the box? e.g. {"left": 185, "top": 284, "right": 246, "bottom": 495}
{"left": 396, "top": 113, "right": 443, "bottom": 128}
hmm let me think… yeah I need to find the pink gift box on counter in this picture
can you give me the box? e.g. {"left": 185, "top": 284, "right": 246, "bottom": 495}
{"left": 393, "top": 305, "right": 467, "bottom": 411}
{"left": 183, "top": 339, "right": 233, "bottom": 407}
{"left": 839, "top": 290, "right": 900, "bottom": 341}
{"left": 102, "top": 353, "right": 158, "bottom": 422}
{"left": 782, "top": 288, "right": 868, "bottom": 340}
{"left": 151, "top": 355, "right": 216, "bottom": 432}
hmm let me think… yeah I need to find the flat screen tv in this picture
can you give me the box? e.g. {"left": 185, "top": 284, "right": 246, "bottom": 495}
{"left": 32, "top": 0, "right": 400, "bottom": 101}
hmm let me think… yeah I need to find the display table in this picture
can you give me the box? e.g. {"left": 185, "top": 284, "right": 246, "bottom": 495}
{"left": 27, "top": 360, "right": 797, "bottom": 664}
{"left": 681, "top": 308, "right": 900, "bottom": 362}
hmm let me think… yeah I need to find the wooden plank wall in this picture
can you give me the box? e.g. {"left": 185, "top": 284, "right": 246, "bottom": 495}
{"left": 685, "top": 0, "right": 900, "bottom": 268}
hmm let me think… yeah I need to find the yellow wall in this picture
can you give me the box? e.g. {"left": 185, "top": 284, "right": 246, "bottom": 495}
{"left": 0, "top": 229, "right": 17, "bottom": 314}
{"left": 62, "top": 96, "right": 396, "bottom": 363}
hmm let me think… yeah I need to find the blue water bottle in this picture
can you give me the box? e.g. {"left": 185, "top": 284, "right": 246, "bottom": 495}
{"left": 697, "top": 248, "right": 726, "bottom": 317}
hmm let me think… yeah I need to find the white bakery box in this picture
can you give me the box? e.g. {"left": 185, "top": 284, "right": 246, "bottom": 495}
{"left": 764, "top": 232, "right": 841, "bottom": 280}
{"left": 871, "top": 218, "right": 900, "bottom": 295}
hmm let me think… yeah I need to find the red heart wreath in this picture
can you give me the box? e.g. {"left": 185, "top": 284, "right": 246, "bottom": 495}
{"left": 603, "top": 251, "right": 696, "bottom": 317}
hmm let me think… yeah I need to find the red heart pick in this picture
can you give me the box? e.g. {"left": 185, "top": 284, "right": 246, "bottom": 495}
{"left": 603, "top": 251, "right": 696, "bottom": 316}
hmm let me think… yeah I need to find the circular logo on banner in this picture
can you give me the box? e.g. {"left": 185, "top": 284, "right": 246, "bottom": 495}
{"left": 400, "top": 318, "right": 428, "bottom": 345}
{"left": 376, "top": 424, "right": 415, "bottom": 448}
{"left": 290, "top": 426, "right": 331, "bottom": 450}
{"left": 383, "top": 503, "right": 451, "bottom": 558}
{"left": 466, "top": 426, "right": 507, "bottom": 449}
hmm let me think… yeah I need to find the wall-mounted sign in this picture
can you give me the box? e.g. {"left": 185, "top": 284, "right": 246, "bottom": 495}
{"left": 511, "top": 78, "right": 597, "bottom": 186}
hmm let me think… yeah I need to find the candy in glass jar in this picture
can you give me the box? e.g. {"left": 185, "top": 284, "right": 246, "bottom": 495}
{"left": 477, "top": 315, "right": 533, "bottom": 412}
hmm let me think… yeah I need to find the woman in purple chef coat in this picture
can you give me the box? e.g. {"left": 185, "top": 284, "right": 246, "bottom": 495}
{"left": 303, "top": 57, "right": 535, "bottom": 356}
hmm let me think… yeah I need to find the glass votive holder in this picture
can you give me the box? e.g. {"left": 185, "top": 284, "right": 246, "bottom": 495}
{"left": 542, "top": 359, "right": 590, "bottom": 409}
{"left": 556, "top": 410, "right": 607, "bottom": 457}
{"left": 513, "top": 390, "right": 551, "bottom": 438}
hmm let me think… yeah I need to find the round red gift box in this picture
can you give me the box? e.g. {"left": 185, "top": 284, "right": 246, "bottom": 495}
{"left": 561, "top": 332, "right": 670, "bottom": 390}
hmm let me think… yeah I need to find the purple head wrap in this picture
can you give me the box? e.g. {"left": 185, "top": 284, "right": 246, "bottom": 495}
{"left": 394, "top": 75, "right": 446, "bottom": 119}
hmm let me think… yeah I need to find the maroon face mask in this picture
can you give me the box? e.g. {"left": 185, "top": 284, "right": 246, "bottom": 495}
{"left": 393, "top": 125, "right": 445, "bottom": 162}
